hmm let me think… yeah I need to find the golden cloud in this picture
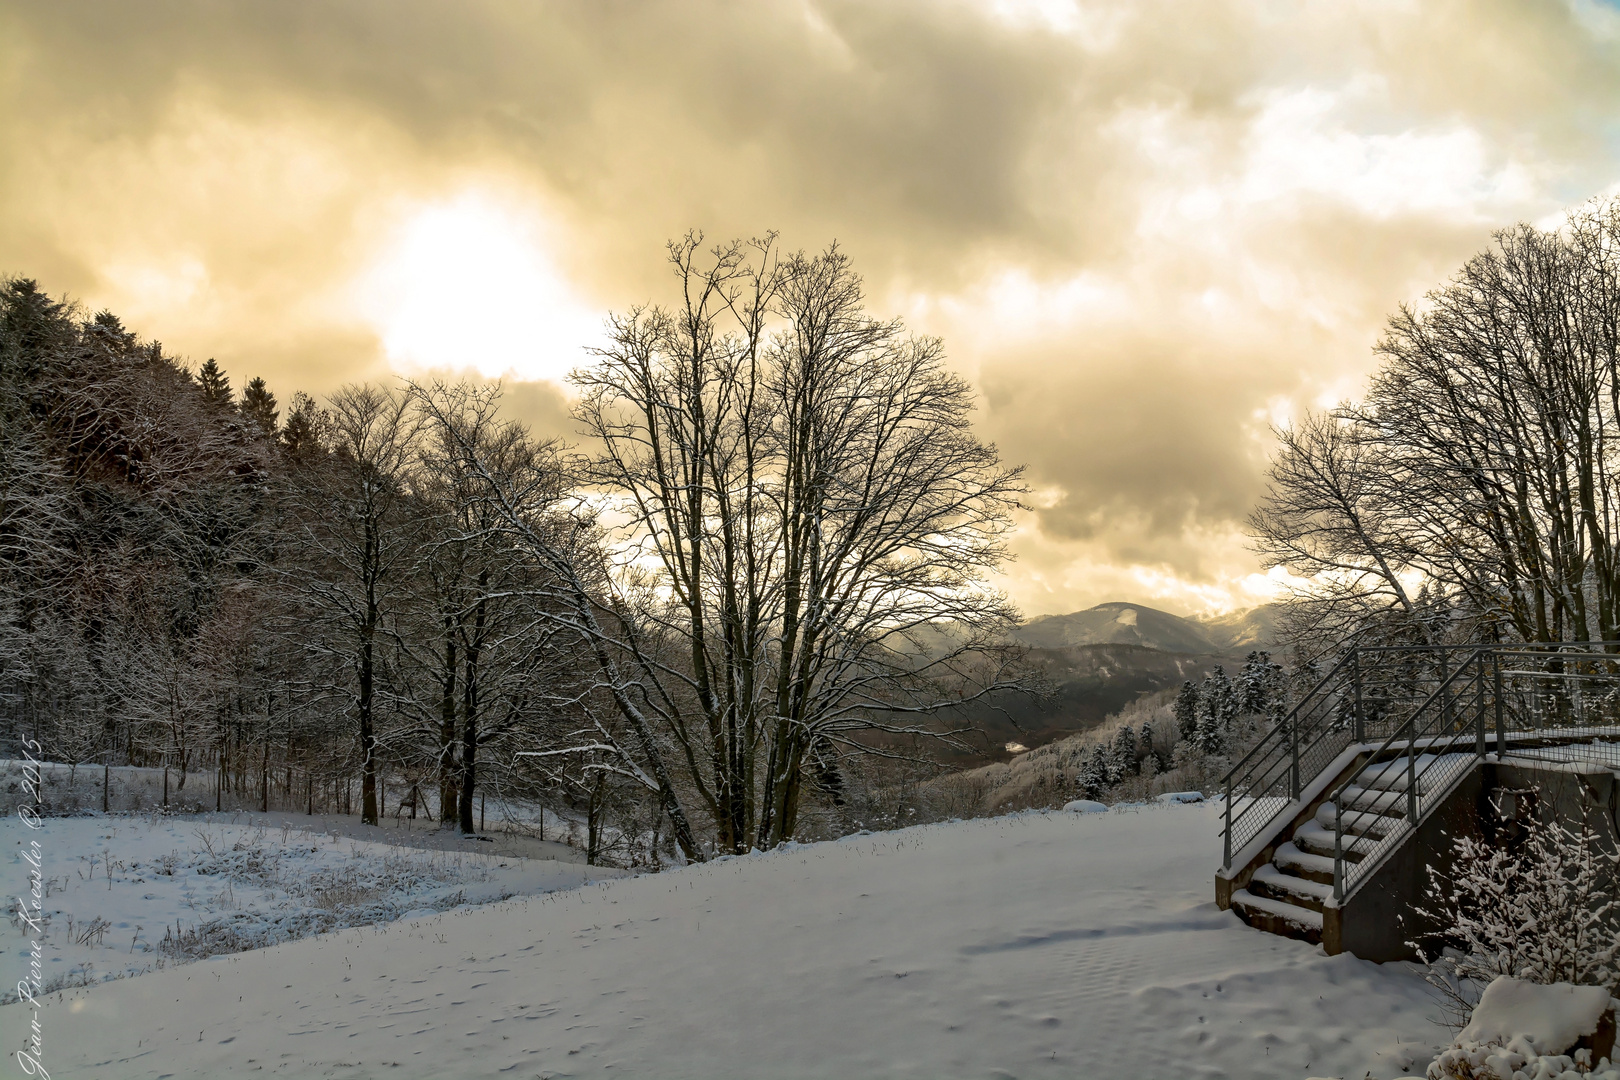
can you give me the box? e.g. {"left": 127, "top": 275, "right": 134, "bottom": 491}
{"left": 3, "top": 0, "right": 1618, "bottom": 616}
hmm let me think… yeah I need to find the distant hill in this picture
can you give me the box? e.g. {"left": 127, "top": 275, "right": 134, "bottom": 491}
{"left": 927, "top": 643, "right": 1236, "bottom": 765}
{"left": 888, "top": 603, "right": 1284, "bottom": 765}
{"left": 1011, "top": 601, "right": 1281, "bottom": 655}
{"left": 1192, "top": 604, "right": 1281, "bottom": 652}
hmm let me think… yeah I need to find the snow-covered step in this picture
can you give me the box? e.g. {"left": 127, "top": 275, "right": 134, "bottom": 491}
{"left": 1293, "top": 820, "right": 1380, "bottom": 860}
{"left": 1355, "top": 754, "right": 1472, "bottom": 793}
{"left": 1273, "top": 841, "right": 1335, "bottom": 884}
{"left": 1248, "top": 864, "right": 1331, "bottom": 913}
{"left": 1314, "top": 802, "right": 1400, "bottom": 839}
{"left": 1339, "top": 784, "right": 1408, "bottom": 817}
{"left": 1230, "top": 888, "right": 1324, "bottom": 944}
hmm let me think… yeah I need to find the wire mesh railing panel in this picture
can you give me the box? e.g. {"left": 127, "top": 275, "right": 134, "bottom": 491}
{"left": 1331, "top": 645, "right": 1620, "bottom": 902}
{"left": 1221, "top": 645, "right": 1479, "bottom": 870}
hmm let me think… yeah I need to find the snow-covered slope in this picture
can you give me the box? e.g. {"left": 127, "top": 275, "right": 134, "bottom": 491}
{"left": 21, "top": 802, "right": 1448, "bottom": 1079}
{"left": 3, "top": 813, "right": 617, "bottom": 1001}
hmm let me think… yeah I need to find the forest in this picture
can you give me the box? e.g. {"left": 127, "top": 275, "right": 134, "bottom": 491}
{"left": 10, "top": 199, "right": 1620, "bottom": 860}
{"left": 0, "top": 236, "right": 1028, "bottom": 862}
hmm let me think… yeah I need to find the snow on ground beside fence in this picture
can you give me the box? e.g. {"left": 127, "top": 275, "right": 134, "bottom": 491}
{"left": 31, "top": 800, "right": 1449, "bottom": 1080}
{"left": 2, "top": 812, "right": 621, "bottom": 1003}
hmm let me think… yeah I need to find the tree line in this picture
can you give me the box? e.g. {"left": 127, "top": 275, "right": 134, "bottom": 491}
{"left": 1254, "top": 198, "right": 1620, "bottom": 653}
{"left": 0, "top": 234, "right": 1028, "bottom": 860}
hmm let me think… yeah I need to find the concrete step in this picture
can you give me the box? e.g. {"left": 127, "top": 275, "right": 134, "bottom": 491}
{"left": 1249, "top": 864, "right": 1331, "bottom": 913}
{"left": 1339, "top": 785, "right": 1409, "bottom": 817}
{"left": 1314, "top": 802, "right": 1401, "bottom": 839}
{"left": 1293, "top": 821, "right": 1380, "bottom": 860}
{"left": 1230, "top": 888, "right": 1324, "bottom": 945}
{"left": 1273, "top": 841, "right": 1335, "bottom": 885}
{"left": 1355, "top": 753, "right": 1471, "bottom": 793}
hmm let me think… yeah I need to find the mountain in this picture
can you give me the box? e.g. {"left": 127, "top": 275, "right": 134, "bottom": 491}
{"left": 1193, "top": 604, "right": 1282, "bottom": 652}
{"left": 1013, "top": 602, "right": 1222, "bottom": 653}
{"left": 929, "top": 643, "right": 1234, "bottom": 764}
{"left": 885, "top": 603, "right": 1285, "bottom": 765}
{"left": 1011, "top": 601, "right": 1282, "bottom": 655}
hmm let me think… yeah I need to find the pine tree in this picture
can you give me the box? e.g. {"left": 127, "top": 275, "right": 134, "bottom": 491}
{"left": 240, "top": 377, "right": 279, "bottom": 438}
{"left": 1139, "top": 720, "right": 1163, "bottom": 772}
{"left": 195, "top": 358, "right": 232, "bottom": 408}
{"left": 1195, "top": 703, "right": 1226, "bottom": 757}
{"left": 1174, "top": 680, "right": 1199, "bottom": 740}
{"left": 1238, "top": 651, "right": 1283, "bottom": 717}
{"left": 279, "top": 392, "right": 323, "bottom": 460}
{"left": 1110, "top": 724, "right": 1138, "bottom": 779}
{"left": 1200, "top": 666, "right": 1237, "bottom": 732}
{"left": 1078, "top": 745, "right": 1108, "bottom": 798}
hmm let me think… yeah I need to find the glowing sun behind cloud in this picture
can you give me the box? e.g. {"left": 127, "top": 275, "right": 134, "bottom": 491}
{"left": 356, "top": 192, "right": 603, "bottom": 384}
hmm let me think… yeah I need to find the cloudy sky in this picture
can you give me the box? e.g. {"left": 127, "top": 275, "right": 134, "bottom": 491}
{"left": 3, "top": 0, "right": 1618, "bottom": 619}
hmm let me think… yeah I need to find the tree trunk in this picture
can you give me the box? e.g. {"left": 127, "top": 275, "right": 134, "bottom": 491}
{"left": 586, "top": 771, "right": 606, "bottom": 865}
{"left": 458, "top": 613, "right": 482, "bottom": 834}
{"left": 459, "top": 581, "right": 487, "bottom": 834}
{"left": 439, "top": 622, "right": 459, "bottom": 829}
{"left": 359, "top": 620, "right": 379, "bottom": 826}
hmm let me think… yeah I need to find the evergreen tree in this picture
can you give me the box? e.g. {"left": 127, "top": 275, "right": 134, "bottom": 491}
{"left": 1195, "top": 702, "right": 1226, "bottom": 757}
{"left": 196, "top": 358, "right": 232, "bottom": 408}
{"left": 1078, "top": 745, "right": 1108, "bottom": 798}
{"left": 279, "top": 392, "right": 323, "bottom": 460}
{"left": 1174, "top": 680, "right": 1199, "bottom": 740}
{"left": 1200, "top": 666, "right": 1236, "bottom": 731}
{"left": 1139, "top": 719, "right": 1162, "bottom": 772}
{"left": 240, "top": 377, "right": 279, "bottom": 438}
{"left": 1110, "top": 724, "right": 1138, "bottom": 779}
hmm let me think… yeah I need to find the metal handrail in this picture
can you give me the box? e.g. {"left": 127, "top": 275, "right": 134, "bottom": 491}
{"left": 1220, "top": 650, "right": 1362, "bottom": 868}
{"left": 1329, "top": 649, "right": 1487, "bottom": 901}
{"left": 1220, "top": 641, "right": 1620, "bottom": 875}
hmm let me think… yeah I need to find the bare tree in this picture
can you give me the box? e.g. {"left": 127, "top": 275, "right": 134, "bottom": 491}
{"left": 1253, "top": 198, "right": 1620, "bottom": 650}
{"left": 440, "top": 234, "right": 1028, "bottom": 856}
{"left": 1249, "top": 410, "right": 1429, "bottom": 649}
{"left": 292, "top": 385, "right": 422, "bottom": 825}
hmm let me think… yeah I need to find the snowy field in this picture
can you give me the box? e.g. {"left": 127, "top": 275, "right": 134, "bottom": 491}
{"left": 2, "top": 811, "right": 620, "bottom": 1003}
{"left": 9, "top": 800, "right": 1453, "bottom": 1080}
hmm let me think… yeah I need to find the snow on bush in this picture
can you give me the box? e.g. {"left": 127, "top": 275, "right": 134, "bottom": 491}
{"left": 1423, "top": 977, "right": 1620, "bottom": 1079}
{"left": 1411, "top": 789, "right": 1620, "bottom": 1023}
{"left": 1428, "top": 1037, "right": 1620, "bottom": 1079}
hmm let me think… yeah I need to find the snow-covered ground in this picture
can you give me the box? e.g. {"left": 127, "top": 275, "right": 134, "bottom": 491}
{"left": 10, "top": 800, "right": 1452, "bottom": 1079}
{"left": 3, "top": 811, "right": 620, "bottom": 1003}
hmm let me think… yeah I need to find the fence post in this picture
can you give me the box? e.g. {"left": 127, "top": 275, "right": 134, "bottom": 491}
{"left": 1494, "top": 653, "right": 1505, "bottom": 755}
{"left": 1352, "top": 649, "right": 1365, "bottom": 743}
{"left": 1475, "top": 653, "right": 1486, "bottom": 759}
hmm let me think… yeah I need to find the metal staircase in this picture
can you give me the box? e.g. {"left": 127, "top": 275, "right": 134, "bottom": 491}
{"left": 1218, "top": 644, "right": 1620, "bottom": 951}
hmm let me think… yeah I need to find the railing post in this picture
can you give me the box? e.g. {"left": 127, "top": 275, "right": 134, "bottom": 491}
{"left": 1333, "top": 798, "right": 1344, "bottom": 902}
{"left": 1438, "top": 648, "right": 1451, "bottom": 732}
{"left": 1352, "top": 649, "right": 1365, "bottom": 743}
{"left": 1406, "top": 717, "right": 1418, "bottom": 823}
{"left": 1475, "top": 653, "right": 1486, "bottom": 760}
{"left": 1223, "top": 779, "right": 1232, "bottom": 870}
{"left": 1493, "top": 652, "right": 1505, "bottom": 755}
{"left": 1290, "top": 710, "right": 1301, "bottom": 801}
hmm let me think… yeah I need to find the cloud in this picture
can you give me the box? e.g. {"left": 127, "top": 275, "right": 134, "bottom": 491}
{"left": 2, "top": 0, "right": 1619, "bottom": 616}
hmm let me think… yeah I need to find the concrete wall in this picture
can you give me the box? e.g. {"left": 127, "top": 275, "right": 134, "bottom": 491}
{"left": 1337, "top": 759, "right": 1620, "bottom": 963}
